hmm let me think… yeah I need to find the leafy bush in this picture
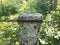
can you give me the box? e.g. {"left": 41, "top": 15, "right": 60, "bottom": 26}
{"left": 30, "top": 0, "right": 51, "bottom": 15}
{"left": 0, "top": 0, "right": 60, "bottom": 45}
{"left": 0, "top": 5, "right": 18, "bottom": 16}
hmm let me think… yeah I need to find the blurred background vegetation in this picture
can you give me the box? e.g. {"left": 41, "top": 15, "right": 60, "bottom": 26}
{"left": 0, "top": 0, "right": 60, "bottom": 45}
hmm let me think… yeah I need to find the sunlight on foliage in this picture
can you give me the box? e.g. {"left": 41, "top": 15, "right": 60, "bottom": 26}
{"left": 0, "top": 0, "right": 60, "bottom": 45}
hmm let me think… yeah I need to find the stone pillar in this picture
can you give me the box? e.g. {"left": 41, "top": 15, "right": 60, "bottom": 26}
{"left": 18, "top": 13, "right": 43, "bottom": 45}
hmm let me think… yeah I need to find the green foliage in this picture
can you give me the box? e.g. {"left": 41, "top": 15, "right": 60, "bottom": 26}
{"left": 0, "top": 5, "right": 18, "bottom": 16}
{"left": 39, "top": 11, "right": 60, "bottom": 45}
{"left": 30, "top": 0, "right": 51, "bottom": 14}
{"left": 0, "top": 0, "right": 60, "bottom": 45}
{"left": 0, "top": 22, "right": 19, "bottom": 45}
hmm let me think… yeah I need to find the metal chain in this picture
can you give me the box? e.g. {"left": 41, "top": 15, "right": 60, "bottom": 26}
{"left": 0, "top": 20, "right": 60, "bottom": 23}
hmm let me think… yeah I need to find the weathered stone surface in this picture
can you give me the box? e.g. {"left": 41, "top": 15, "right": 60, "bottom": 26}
{"left": 18, "top": 13, "right": 43, "bottom": 45}
{"left": 18, "top": 13, "right": 43, "bottom": 20}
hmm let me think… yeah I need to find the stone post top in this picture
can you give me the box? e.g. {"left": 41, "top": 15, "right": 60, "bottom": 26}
{"left": 18, "top": 13, "right": 43, "bottom": 20}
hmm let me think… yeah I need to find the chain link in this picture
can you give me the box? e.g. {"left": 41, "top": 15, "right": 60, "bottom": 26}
{"left": 0, "top": 20, "right": 60, "bottom": 23}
